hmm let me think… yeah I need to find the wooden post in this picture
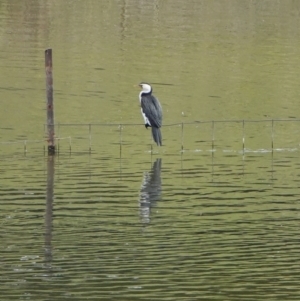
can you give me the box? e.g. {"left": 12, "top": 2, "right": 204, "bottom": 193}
{"left": 45, "top": 49, "right": 55, "bottom": 155}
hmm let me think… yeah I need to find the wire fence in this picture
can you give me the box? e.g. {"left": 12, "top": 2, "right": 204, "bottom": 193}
{"left": 0, "top": 119, "right": 299, "bottom": 156}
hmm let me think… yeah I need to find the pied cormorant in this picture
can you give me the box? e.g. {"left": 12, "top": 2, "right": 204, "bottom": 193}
{"left": 139, "top": 83, "right": 163, "bottom": 146}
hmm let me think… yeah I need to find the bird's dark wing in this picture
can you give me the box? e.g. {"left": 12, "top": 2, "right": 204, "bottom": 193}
{"left": 141, "top": 94, "right": 163, "bottom": 128}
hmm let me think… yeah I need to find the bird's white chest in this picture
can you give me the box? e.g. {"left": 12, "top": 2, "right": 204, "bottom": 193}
{"left": 139, "top": 93, "right": 151, "bottom": 126}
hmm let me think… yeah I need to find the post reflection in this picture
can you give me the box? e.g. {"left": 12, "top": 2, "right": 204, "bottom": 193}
{"left": 45, "top": 156, "right": 54, "bottom": 270}
{"left": 139, "top": 158, "right": 162, "bottom": 224}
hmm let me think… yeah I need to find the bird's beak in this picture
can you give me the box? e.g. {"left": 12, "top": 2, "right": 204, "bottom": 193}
{"left": 134, "top": 84, "right": 142, "bottom": 89}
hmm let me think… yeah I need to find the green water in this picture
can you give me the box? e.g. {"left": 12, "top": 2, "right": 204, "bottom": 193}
{"left": 1, "top": 1, "right": 300, "bottom": 300}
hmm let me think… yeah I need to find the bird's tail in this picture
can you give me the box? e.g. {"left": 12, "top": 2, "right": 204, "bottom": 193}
{"left": 151, "top": 127, "right": 162, "bottom": 146}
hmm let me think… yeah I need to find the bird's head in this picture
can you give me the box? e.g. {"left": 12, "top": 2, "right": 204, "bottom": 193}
{"left": 139, "top": 83, "right": 152, "bottom": 94}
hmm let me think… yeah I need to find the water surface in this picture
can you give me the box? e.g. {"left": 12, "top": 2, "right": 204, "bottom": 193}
{"left": 1, "top": 0, "right": 300, "bottom": 300}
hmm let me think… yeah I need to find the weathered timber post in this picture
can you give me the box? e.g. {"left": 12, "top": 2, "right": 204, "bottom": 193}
{"left": 45, "top": 49, "right": 55, "bottom": 155}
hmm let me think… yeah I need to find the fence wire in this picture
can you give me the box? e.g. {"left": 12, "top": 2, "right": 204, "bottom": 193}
{"left": 0, "top": 119, "right": 299, "bottom": 156}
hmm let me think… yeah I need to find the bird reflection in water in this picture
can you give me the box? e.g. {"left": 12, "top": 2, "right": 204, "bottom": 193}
{"left": 139, "top": 158, "right": 162, "bottom": 224}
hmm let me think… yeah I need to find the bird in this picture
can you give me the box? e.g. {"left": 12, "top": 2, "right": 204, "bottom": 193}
{"left": 138, "top": 83, "right": 163, "bottom": 146}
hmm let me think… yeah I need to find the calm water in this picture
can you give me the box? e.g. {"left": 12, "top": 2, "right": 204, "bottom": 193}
{"left": 1, "top": 0, "right": 300, "bottom": 300}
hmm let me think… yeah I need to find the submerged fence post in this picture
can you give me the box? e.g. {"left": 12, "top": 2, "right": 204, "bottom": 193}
{"left": 181, "top": 122, "right": 184, "bottom": 152}
{"left": 119, "top": 124, "right": 122, "bottom": 157}
{"left": 211, "top": 120, "right": 215, "bottom": 151}
{"left": 242, "top": 120, "right": 245, "bottom": 154}
{"left": 89, "top": 124, "right": 92, "bottom": 153}
{"left": 45, "top": 49, "right": 55, "bottom": 155}
{"left": 271, "top": 119, "right": 274, "bottom": 151}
